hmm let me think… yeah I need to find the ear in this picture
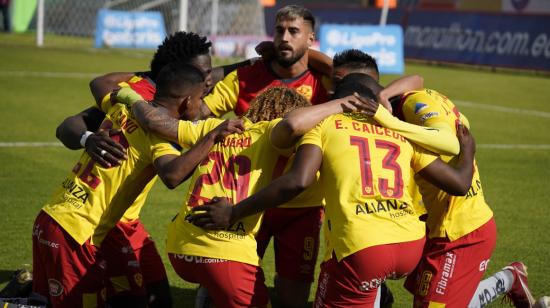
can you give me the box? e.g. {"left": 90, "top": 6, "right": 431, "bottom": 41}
{"left": 177, "top": 96, "right": 191, "bottom": 116}
{"left": 308, "top": 32, "right": 315, "bottom": 48}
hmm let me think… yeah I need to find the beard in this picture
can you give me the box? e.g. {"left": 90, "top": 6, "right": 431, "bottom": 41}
{"left": 276, "top": 46, "right": 308, "bottom": 68}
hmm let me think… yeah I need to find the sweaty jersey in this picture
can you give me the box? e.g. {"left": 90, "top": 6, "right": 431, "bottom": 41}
{"left": 395, "top": 89, "right": 493, "bottom": 240}
{"left": 300, "top": 113, "right": 438, "bottom": 261}
{"left": 43, "top": 100, "right": 179, "bottom": 246}
{"left": 167, "top": 118, "right": 293, "bottom": 266}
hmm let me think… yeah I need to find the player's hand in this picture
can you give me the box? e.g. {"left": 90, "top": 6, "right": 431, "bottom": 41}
{"left": 255, "top": 41, "right": 275, "bottom": 60}
{"left": 209, "top": 119, "right": 245, "bottom": 143}
{"left": 376, "top": 91, "right": 393, "bottom": 114}
{"left": 350, "top": 93, "right": 379, "bottom": 117}
{"left": 457, "top": 124, "right": 476, "bottom": 156}
{"left": 85, "top": 129, "right": 127, "bottom": 168}
{"left": 188, "top": 198, "right": 235, "bottom": 229}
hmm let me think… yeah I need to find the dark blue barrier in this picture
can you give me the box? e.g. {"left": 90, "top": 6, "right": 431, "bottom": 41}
{"left": 264, "top": 6, "right": 550, "bottom": 71}
{"left": 404, "top": 10, "right": 550, "bottom": 71}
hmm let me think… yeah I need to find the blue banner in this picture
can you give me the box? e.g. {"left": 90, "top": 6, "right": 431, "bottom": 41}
{"left": 404, "top": 11, "right": 550, "bottom": 71}
{"left": 319, "top": 24, "right": 405, "bottom": 74}
{"left": 94, "top": 9, "right": 166, "bottom": 49}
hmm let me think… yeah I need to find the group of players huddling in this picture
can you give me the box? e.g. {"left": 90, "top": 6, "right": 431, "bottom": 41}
{"left": 31, "top": 4, "right": 544, "bottom": 308}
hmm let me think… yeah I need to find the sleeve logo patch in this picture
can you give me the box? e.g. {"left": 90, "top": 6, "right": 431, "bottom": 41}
{"left": 414, "top": 102, "right": 428, "bottom": 114}
{"left": 420, "top": 111, "right": 439, "bottom": 123}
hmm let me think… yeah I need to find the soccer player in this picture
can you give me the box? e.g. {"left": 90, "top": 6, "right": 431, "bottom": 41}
{"left": 189, "top": 75, "right": 477, "bottom": 307}
{"left": 36, "top": 63, "right": 242, "bottom": 307}
{"left": 55, "top": 32, "right": 249, "bottom": 307}
{"left": 132, "top": 86, "right": 363, "bottom": 308}
{"left": 197, "top": 6, "right": 329, "bottom": 306}
{"left": 333, "top": 67, "right": 536, "bottom": 307}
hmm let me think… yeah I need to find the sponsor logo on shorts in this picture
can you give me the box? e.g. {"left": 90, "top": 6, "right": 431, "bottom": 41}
{"left": 315, "top": 271, "right": 330, "bottom": 308}
{"left": 175, "top": 254, "right": 228, "bottom": 264}
{"left": 33, "top": 224, "right": 59, "bottom": 249}
{"left": 479, "top": 259, "right": 490, "bottom": 272}
{"left": 435, "top": 252, "right": 456, "bottom": 295}
{"left": 48, "top": 279, "right": 63, "bottom": 296}
{"left": 359, "top": 277, "right": 384, "bottom": 292}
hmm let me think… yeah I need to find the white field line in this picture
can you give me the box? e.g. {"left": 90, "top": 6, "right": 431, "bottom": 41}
{"left": 0, "top": 71, "right": 99, "bottom": 79}
{"left": 455, "top": 100, "right": 550, "bottom": 119}
{"left": 0, "top": 142, "right": 549, "bottom": 150}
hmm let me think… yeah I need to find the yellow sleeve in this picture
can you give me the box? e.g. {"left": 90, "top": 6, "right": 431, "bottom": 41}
{"left": 410, "top": 143, "right": 439, "bottom": 173}
{"left": 203, "top": 70, "right": 240, "bottom": 117}
{"left": 98, "top": 81, "right": 133, "bottom": 113}
{"left": 373, "top": 105, "right": 459, "bottom": 155}
{"left": 149, "top": 135, "right": 181, "bottom": 161}
{"left": 297, "top": 118, "right": 327, "bottom": 150}
{"left": 177, "top": 118, "right": 224, "bottom": 148}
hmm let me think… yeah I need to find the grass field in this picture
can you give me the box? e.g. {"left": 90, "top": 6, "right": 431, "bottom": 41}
{"left": 0, "top": 33, "right": 549, "bottom": 307}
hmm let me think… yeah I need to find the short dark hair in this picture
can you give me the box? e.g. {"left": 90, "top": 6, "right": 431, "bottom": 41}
{"left": 333, "top": 49, "right": 379, "bottom": 75}
{"left": 155, "top": 62, "right": 205, "bottom": 100}
{"left": 150, "top": 32, "right": 212, "bottom": 81}
{"left": 333, "top": 73, "right": 380, "bottom": 100}
{"left": 275, "top": 5, "right": 315, "bottom": 30}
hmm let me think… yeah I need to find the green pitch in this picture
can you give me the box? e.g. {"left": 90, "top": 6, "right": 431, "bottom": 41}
{"left": 0, "top": 33, "right": 548, "bottom": 306}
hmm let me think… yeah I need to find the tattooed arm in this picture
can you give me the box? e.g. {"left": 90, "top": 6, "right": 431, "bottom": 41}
{"left": 132, "top": 101, "right": 179, "bottom": 143}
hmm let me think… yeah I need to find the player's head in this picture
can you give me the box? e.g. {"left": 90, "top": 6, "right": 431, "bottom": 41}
{"left": 332, "top": 49, "right": 379, "bottom": 86}
{"left": 244, "top": 87, "right": 310, "bottom": 123}
{"left": 154, "top": 62, "right": 206, "bottom": 121}
{"left": 332, "top": 73, "right": 378, "bottom": 101}
{"left": 150, "top": 31, "right": 213, "bottom": 93}
{"left": 273, "top": 5, "right": 315, "bottom": 68}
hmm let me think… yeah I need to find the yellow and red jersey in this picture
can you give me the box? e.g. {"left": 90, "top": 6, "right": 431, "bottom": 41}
{"left": 300, "top": 113, "right": 438, "bottom": 261}
{"left": 43, "top": 100, "right": 179, "bottom": 246}
{"left": 203, "top": 60, "right": 330, "bottom": 117}
{"left": 395, "top": 89, "right": 493, "bottom": 240}
{"left": 167, "top": 118, "right": 293, "bottom": 266}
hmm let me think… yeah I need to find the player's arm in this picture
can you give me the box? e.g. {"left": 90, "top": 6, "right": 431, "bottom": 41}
{"left": 153, "top": 119, "right": 244, "bottom": 189}
{"left": 353, "top": 96, "right": 459, "bottom": 155}
{"left": 210, "top": 59, "right": 257, "bottom": 85}
{"left": 270, "top": 95, "right": 366, "bottom": 149}
{"left": 378, "top": 75, "right": 423, "bottom": 112}
{"left": 90, "top": 72, "right": 135, "bottom": 106}
{"left": 417, "top": 125, "right": 475, "bottom": 195}
{"left": 189, "top": 144, "right": 322, "bottom": 229}
{"left": 198, "top": 69, "right": 240, "bottom": 119}
{"left": 55, "top": 106, "right": 127, "bottom": 167}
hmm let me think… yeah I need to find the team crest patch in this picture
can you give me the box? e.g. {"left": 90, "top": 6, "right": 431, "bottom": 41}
{"left": 134, "top": 273, "right": 143, "bottom": 287}
{"left": 295, "top": 85, "right": 313, "bottom": 100}
{"left": 414, "top": 102, "right": 428, "bottom": 114}
{"left": 48, "top": 279, "right": 64, "bottom": 296}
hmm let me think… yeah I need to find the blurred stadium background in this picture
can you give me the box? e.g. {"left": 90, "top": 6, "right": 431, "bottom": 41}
{"left": 0, "top": 0, "right": 549, "bottom": 306}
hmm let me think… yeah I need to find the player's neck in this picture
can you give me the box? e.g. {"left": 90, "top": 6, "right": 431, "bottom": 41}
{"left": 270, "top": 55, "right": 308, "bottom": 79}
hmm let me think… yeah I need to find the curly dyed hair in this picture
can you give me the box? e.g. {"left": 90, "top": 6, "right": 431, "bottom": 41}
{"left": 244, "top": 87, "right": 311, "bottom": 123}
{"left": 149, "top": 31, "right": 211, "bottom": 81}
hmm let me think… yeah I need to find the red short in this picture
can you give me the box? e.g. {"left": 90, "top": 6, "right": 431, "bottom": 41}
{"left": 100, "top": 219, "right": 167, "bottom": 299}
{"left": 404, "top": 218, "right": 497, "bottom": 308}
{"left": 256, "top": 206, "right": 323, "bottom": 282}
{"left": 314, "top": 238, "right": 426, "bottom": 308}
{"left": 32, "top": 211, "right": 106, "bottom": 308}
{"left": 168, "top": 253, "right": 269, "bottom": 308}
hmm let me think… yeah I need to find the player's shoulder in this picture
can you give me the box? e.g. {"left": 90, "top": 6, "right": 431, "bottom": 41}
{"left": 237, "top": 60, "right": 268, "bottom": 78}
